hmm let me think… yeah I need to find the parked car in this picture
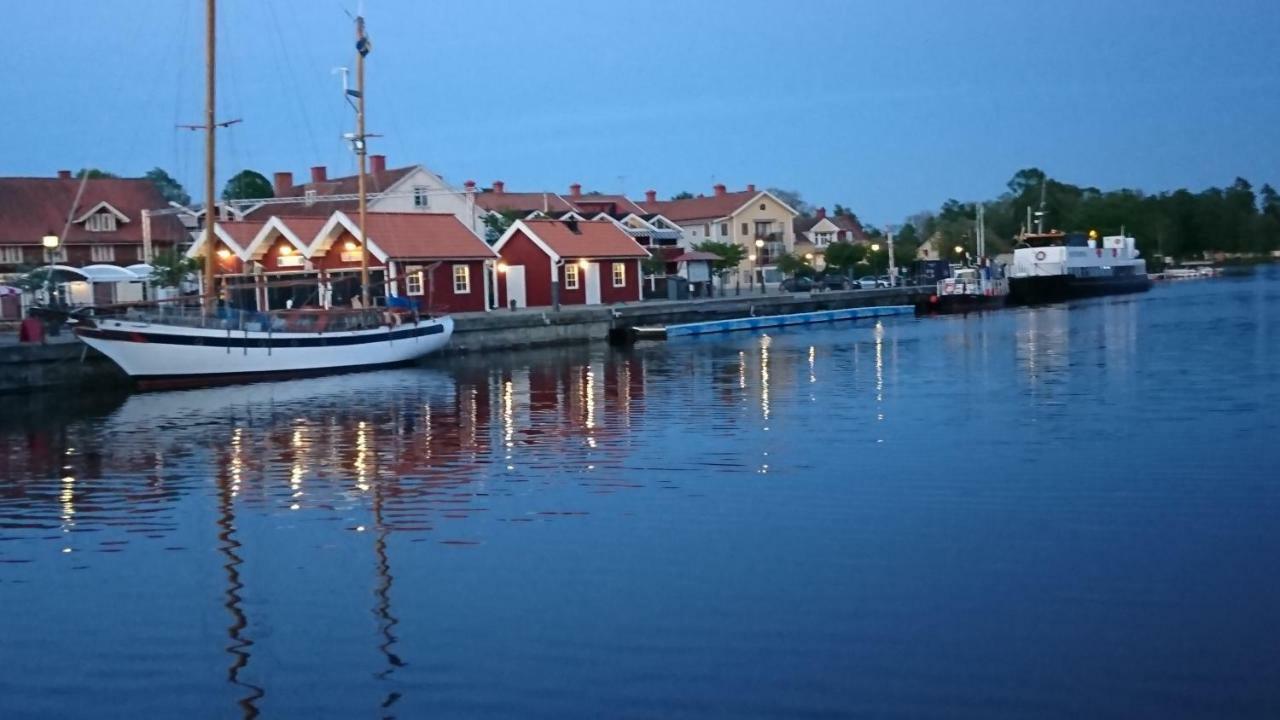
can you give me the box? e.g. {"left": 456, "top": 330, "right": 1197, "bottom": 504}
{"left": 819, "top": 273, "right": 852, "bottom": 291}
{"left": 780, "top": 276, "right": 815, "bottom": 293}
{"left": 857, "top": 276, "right": 888, "bottom": 289}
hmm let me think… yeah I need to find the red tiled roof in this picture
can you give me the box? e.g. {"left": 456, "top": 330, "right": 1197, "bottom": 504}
{"left": 361, "top": 213, "right": 496, "bottom": 260}
{"left": 0, "top": 176, "right": 187, "bottom": 245}
{"left": 244, "top": 165, "right": 418, "bottom": 218}
{"left": 571, "top": 194, "right": 646, "bottom": 216}
{"left": 519, "top": 219, "right": 649, "bottom": 259}
{"left": 640, "top": 189, "right": 763, "bottom": 222}
{"left": 474, "top": 190, "right": 576, "bottom": 215}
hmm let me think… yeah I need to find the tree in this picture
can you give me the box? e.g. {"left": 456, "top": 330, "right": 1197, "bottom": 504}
{"left": 823, "top": 241, "right": 866, "bottom": 275}
{"left": 221, "top": 170, "right": 274, "bottom": 201}
{"left": 76, "top": 168, "right": 118, "bottom": 179}
{"left": 670, "top": 191, "right": 694, "bottom": 200}
{"left": 641, "top": 254, "right": 667, "bottom": 277}
{"left": 694, "top": 240, "right": 747, "bottom": 273}
{"left": 767, "top": 188, "right": 810, "bottom": 215}
{"left": 482, "top": 209, "right": 522, "bottom": 244}
{"left": 149, "top": 249, "right": 200, "bottom": 289}
{"left": 895, "top": 223, "right": 919, "bottom": 247}
{"left": 775, "top": 252, "right": 813, "bottom": 278}
{"left": 145, "top": 167, "right": 191, "bottom": 206}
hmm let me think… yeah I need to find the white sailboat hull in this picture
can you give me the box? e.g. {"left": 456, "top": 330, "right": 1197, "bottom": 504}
{"left": 76, "top": 315, "right": 454, "bottom": 387}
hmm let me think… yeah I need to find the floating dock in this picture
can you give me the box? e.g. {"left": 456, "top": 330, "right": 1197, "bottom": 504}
{"left": 632, "top": 304, "right": 914, "bottom": 339}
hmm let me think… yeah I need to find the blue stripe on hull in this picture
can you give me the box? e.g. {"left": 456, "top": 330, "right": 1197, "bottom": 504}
{"left": 665, "top": 305, "right": 913, "bottom": 337}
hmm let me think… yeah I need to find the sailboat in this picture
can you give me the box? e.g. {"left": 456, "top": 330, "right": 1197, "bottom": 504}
{"left": 74, "top": 1, "right": 453, "bottom": 389}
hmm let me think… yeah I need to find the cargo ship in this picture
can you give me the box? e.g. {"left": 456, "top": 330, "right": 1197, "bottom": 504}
{"left": 1007, "top": 231, "right": 1151, "bottom": 305}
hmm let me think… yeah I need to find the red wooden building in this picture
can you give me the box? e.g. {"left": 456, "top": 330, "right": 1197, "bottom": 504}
{"left": 492, "top": 219, "right": 649, "bottom": 308}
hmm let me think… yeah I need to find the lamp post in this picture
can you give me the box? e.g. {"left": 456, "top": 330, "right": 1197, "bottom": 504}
{"left": 870, "top": 242, "right": 881, "bottom": 278}
{"left": 746, "top": 253, "right": 755, "bottom": 294}
{"left": 886, "top": 228, "right": 896, "bottom": 287}
{"left": 754, "top": 238, "right": 765, "bottom": 294}
{"left": 41, "top": 233, "right": 60, "bottom": 305}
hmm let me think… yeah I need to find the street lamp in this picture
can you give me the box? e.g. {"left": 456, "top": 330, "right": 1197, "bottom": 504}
{"left": 746, "top": 253, "right": 756, "bottom": 294}
{"left": 754, "top": 238, "right": 765, "bottom": 294}
{"left": 41, "top": 233, "right": 59, "bottom": 305}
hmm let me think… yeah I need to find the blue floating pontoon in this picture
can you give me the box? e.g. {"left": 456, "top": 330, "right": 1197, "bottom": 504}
{"left": 633, "top": 305, "right": 914, "bottom": 339}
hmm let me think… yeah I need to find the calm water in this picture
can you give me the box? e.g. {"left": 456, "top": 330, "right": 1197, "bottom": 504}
{"left": 3, "top": 270, "right": 1280, "bottom": 719}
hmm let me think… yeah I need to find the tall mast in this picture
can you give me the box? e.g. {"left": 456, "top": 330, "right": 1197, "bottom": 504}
{"left": 202, "top": 0, "right": 217, "bottom": 314}
{"left": 356, "top": 15, "right": 370, "bottom": 307}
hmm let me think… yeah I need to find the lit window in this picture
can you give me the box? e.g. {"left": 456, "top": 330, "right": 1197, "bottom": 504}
{"left": 413, "top": 186, "right": 430, "bottom": 209}
{"left": 564, "top": 263, "right": 579, "bottom": 290}
{"left": 405, "top": 267, "right": 424, "bottom": 296}
{"left": 90, "top": 245, "right": 115, "bottom": 262}
{"left": 86, "top": 213, "right": 117, "bottom": 232}
{"left": 612, "top": 261, "right": 626, "bottom": 287}
{"left": 0, "top": 246, "right": 23, "bottom": 264}
{"left": 452, "top": 264, "right": 470, "bottom": 294}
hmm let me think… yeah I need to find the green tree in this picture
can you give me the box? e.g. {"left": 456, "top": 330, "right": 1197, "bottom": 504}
{"left": 221, "top": 170, "right": 274, "bottom": 201}
{"left": 775, "top": 252, "right": 813, "bottom": 278}
{"left": 670, "top": 191, "right": 694, "bottom": 200}
{"left": 641, "top": 254, "right": 667, "bottom": 277}
{"left": 823, "top": 241, "right": 866, "bottom": 274}
{"left": 482, "top": 209, "right": 523, "bottom": 244}
{"left": 694, "top": 240, "right": 747, "bottom": 272}
{"left": 767, "top": 188, "right": 810, "bottom": 214}
{"left": 76, "top": 168, "right": 118, "bottom": 179}
{"left": 148, "top": 249, "right": 200, "bottom": 289}
{"left": 145, "top": 167, "right": 191, "bottom": 206}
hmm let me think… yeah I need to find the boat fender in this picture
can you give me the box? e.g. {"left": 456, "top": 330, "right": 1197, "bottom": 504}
{"left": 1035, "top": 250, "right": 1046, "bottom": 261}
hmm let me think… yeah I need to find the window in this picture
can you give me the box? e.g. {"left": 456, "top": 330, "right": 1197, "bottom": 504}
{"left": 741, "top": 222, "right": 748, "bottom": 236}
{"left": 304, "top": 189, "right": 317, "bottom": 206}
{"left": 719, "top": 223, "right": 728, "bottom": 237}
{"left": 91, "top": 245, "right": 115, "bottom": 262}
{"left": 814, "top": 231, "right": 834, "bottom": 247}
{"left": 612, "top": 261, "right": 626, "bottom": 287}
{"left": 452, "top": 264, "right": 471, "bottom": 294}
{"left": 43, "top": 248, "right": 64, "bottom": 263}
{"left": 136, "top": 245, "right": 148, "bottom": 261}
{"left": 413, "top": 186, "right": 430, "bottom": 209}
{"left": 85, "top": 213, "right": 117, "bottom": 232}
{"left": 405, "top": 266, "right": 424, "bottom": 296}
{"left": 0, "top": 246, "right": 23, "bottom": 264}
{"left": 564, "top": 263, "right": 580, "bottom": 290}
{"left": 754, "top": 221, "right": 774, "bottom": 238}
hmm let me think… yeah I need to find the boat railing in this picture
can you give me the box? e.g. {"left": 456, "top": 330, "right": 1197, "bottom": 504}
{"left": 104, "top": 304, "right": 416, "bottom": 333}
{"left": 937, "top": 277, "right": 1009, "bottom": 297}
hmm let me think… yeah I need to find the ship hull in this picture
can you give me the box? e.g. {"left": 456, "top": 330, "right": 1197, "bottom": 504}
{"left": 1008, "top": 275, "right": 1152, "bottom": 305}
{"left": 76, "top": 315, "right": 453, "bottom": 389}
{"left": 916, "top": 293, "right": 1008, "bottom": 315}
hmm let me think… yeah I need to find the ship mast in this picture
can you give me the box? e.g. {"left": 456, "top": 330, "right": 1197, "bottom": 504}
{"left": 202, "top": 0, "right": 217, "bottom": 314}
{"left": 355, "top": 16, "right": 371, "bottom": 307}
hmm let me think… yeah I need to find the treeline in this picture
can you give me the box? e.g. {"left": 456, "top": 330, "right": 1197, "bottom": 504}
{"left": 907, "top": 168, "right": 1280, "bottom": 261}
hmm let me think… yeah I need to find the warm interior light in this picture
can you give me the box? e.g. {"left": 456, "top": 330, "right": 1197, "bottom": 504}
{"left": 344, "top": 240, "right": 358, "bottom": 251}
{"left": 279, "top": 245, "right": 293, "bottom": 255}
{"left": 217, "top": 249, "right": 232, "bottom": 259}
{"left": 577, "top": 259, "right": 590, "bottom": 269}
{"left": 496, "top": 262, "right": 508, "bottom": 274}
{"left": 42, "top": 234, "right": 60, "bottom": 249}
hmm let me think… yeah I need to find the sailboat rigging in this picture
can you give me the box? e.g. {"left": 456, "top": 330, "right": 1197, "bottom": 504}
{"left": 73, "top": 1, "right": 455, "bottom": 389}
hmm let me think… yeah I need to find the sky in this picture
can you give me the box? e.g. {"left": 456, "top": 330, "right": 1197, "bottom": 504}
{"left": 5, "top": 0, "right": 1280, "bottom": 226}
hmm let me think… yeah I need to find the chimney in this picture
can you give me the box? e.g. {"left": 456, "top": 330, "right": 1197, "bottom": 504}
{"left": 57, "top": 170, "right": 72, "bottom": 180}
{"left": 463, "top": 180, "right": 476, "bottom": 192}
{"left": 747, "top": 184, "right": 756, "bottom": 193}
{"left": 713, "top": 183, "right": 727, "bottom": 197}
{"left": 644, "top": 189, "right": 657, "bottom": 204}
{"left": 816, "top": 207, "right": 827, "bottom": 219}
{"left": 369, "top": 154, "right": 386, "bottom": 175}
{"left": 570, "top": 183, "right": 582, "bottom": 198}
{"left": 493, "top": 180, "right": 505, "bottom": 194}
{"left": 273, "top": 171, "right": 294, "bottom": 196}
{"left": 310, "top": 165, "right": 328, "bottom": 183}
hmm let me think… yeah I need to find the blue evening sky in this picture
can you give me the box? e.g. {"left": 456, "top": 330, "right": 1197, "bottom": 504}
{"left": 5, "top": 0, "right": 1278, "bottom": 225}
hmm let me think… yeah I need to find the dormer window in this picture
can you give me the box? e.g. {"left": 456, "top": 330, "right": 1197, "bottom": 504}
{"left": 304, "top": 189, "right": 317, "bottom": 206}
{"left": 85, "top": 212, "right": 117, "bottom": 232}
{"left": 412, "top": 186, "right": 429, "bottom": 209}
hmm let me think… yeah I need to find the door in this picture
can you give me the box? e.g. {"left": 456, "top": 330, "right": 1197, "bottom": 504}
{"left": 505, "top": 265, "right": 527, "bottom": 308}
{"left": 584, "top": 262, "right": 602, "bottom": 305}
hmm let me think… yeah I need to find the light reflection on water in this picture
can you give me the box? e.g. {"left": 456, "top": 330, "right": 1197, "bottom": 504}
{"left": 2, "top": 272, "right": 1280, "bottom": 718}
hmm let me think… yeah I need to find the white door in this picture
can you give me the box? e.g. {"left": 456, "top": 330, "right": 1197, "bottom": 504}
{"left": 584, "top": 262, "right": 602, "bottom": 305}
{"left": 505, "top": 265, "right": 527, "bottom": 308}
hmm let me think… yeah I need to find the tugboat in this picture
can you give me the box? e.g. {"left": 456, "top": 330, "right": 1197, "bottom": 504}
{"left": 916, "top": 264, "right": 1009, "bottom": 315}
{"left": 1007, "top": 230, "right": 1152, "bottom": 305}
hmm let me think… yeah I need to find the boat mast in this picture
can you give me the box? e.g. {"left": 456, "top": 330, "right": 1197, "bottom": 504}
{"left": 356, "top": 15, "right": 371, "bottom": 307}
{"left": 202, "top": 0, "right": 217, "bottom": 314}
